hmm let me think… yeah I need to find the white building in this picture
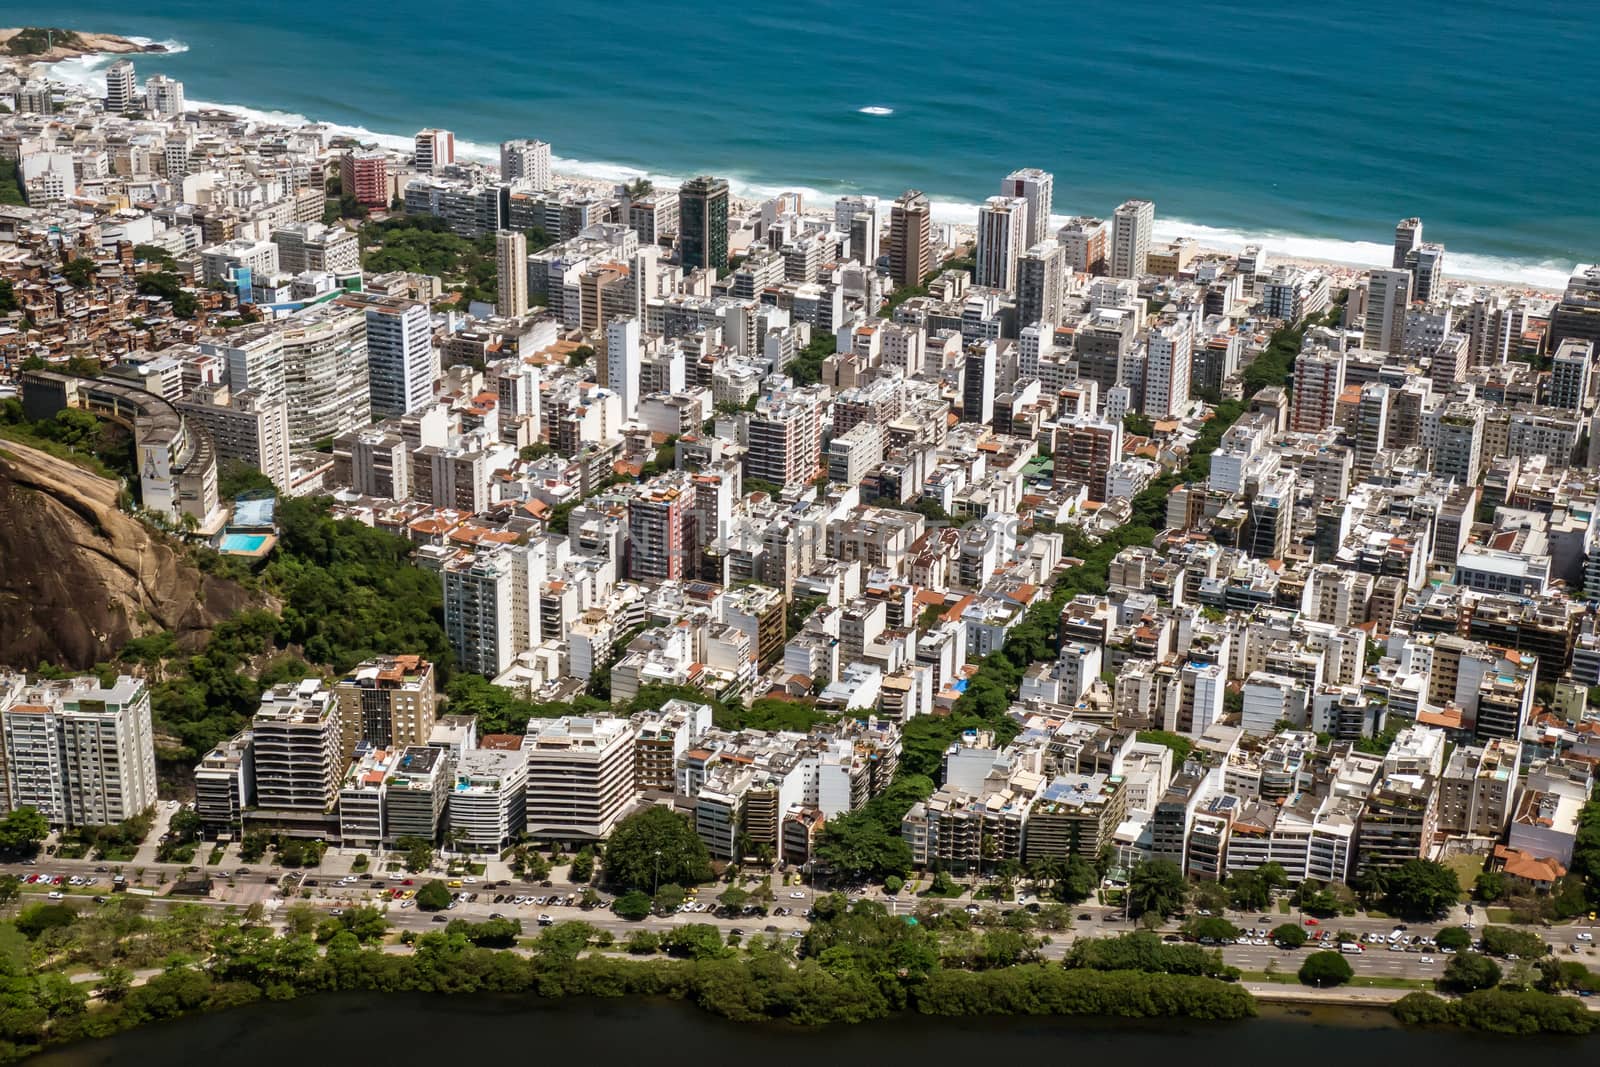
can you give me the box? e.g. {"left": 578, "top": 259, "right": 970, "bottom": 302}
{"left": 250, "top": 679, "right": 342, "bottom": 813}
{"left": 449, "top": 748, "right": 528, "bottom": 851}
{"left": 975, "top": 195, "right": 1029, "bottom": 292}
{"left": 0, "top": 674, "right": 158, "bottom": 828}
{"left": 523, "top": 716, "right": 636, "bottom": 840}
{"left": 1110, "top": 198, "right": 1154, "bottom": 279}
{"left": 500, "top": 138, "right": 552, "bottom": 190}
{"left": 414, "top": 128, "right": 455, "bottom": 174}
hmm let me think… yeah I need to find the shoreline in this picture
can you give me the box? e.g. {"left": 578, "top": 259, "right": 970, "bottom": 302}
{"left": 0, "top": 27, "right": 167, "bottom": 64}
{"left": 14, "top": 40, "right": 1568, "bottom": 295}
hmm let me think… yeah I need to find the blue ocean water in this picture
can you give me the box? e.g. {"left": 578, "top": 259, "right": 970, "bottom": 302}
{"left": 27, "top": 0, "right": 1600, "bottom": 285}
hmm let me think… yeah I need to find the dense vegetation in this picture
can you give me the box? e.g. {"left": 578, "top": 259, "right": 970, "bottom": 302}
{"left": 1393, "top": 989, "right": 1598, "bottom": 1035}
{"left": 359, "top": 214, "right": 551, "bottom": 308}
{"left": 0, "top": 893, "right": 1260, "bottom": 1061}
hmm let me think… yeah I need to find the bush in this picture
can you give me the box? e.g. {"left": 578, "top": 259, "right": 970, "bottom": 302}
{"left": 884, "top": 875, "right": 904, "bottom": 895}
{"left": 1434, "top": 926, "right": 1471, "bottom": 952}
{"left": 1298, "top": 951, "right": 1354, "bottom": 987}
{"left": 1479, "top": 925, "right": 1549, "bottom": 959}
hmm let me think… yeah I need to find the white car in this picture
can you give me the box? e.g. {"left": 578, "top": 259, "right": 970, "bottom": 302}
{"left": 1578, "top": 932, "right": 1594, "bottom": 942}
{"left": 789, "top": 891, "right": 806, "bottom": 899}
{"left": 1420, "top": 956, "right": 1435, "bottom": 964}
{"left": 400, "top": 899, "right": 414, "bottom": 908}
{"left": 46, "top": 891, "right": 62, "bottom": 900}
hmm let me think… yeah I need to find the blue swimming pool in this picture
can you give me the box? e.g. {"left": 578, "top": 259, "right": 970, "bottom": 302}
{"left": 219, "top": 534, "right": 268, "bottom": 553}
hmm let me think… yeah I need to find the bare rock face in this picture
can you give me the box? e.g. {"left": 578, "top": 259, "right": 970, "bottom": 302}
{"left": 0, "top": 440, "right": 256, "bottom": 669}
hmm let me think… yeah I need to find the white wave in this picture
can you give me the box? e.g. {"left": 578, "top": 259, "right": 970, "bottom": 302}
{"left": 37, "top": 47, "right": 1570, "bottom": 289}
{"left": 1146, "top": 216, "right": 1572, "bottom": 289}
{"left": 126, "top": 37, "right": 190, "bottom": 55}
{"left": 43, "top": 39, "right": 190, "bottom": 93}
{"left": 858, "top": 106, "right": 894, "bottom": 116}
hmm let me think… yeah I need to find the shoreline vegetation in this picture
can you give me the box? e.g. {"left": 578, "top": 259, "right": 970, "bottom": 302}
{"left": 3, "top": 884, "right": 1597, "bottom": 1062}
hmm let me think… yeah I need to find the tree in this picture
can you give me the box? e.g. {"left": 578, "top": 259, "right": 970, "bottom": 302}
{"left": 0, "top": 807, "right": 49, "bottom": 854}
{"left": 1480, "top": 925, "right": 1549, "bottom": 960}
{"left": 0, "top": 875, "right": 18, "bottom": 910}
{"left": 603, "top": 806, "right": 713, "bottom": 892}
{"left": 652, "top": 884, "right": 687, "bottom": 914}
{"left": 613, "top": 890, "right": 651, "bottom": 921}
{"left": 1473, "top": 870, "right": 1506, "bottom": 902}
{"left": 884, "top": 875, "right": 904, "bottom": 895}
{"left": 1127, "top": 859, "right": 1187, "bottom": 918}
{"left": 1435, "top": 926, "right": 1472, "bottom": 952}
{"left": 1298, "top": 950, "right": 1354, "bottom": 987}
{"left": 568, "top": 847, "right": 595, "bottom": 884}
{"left": 1272, "top": 923, "right": 1307, "bottom": 948}
{"left": 415, "top": 879, "right": 452, "bottom": 911}
{"left": 1184, "top": 916, "right": 1240, "bottom": 942}
{"left": 1383, "top": 859, "right": 1461, "bottom": 918}
{"left": 282, "top": 903, "right": 320, "bottom": 937}
{"left": 94, "top": 965, "right": 134, "bottom": 1003}
{"left": 396, "top": 835, "right": 435, "bottom": 873}
{"left": 1441, "top": 952, "right": 1502, "bottom": 993}
{"left": 167, "top": 806, "right": 203, "bottom": 844}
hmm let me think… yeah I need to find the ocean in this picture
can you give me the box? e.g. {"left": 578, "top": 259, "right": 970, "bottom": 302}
{"left": 27, "top": 0, "right": 1600, "bottom": 287}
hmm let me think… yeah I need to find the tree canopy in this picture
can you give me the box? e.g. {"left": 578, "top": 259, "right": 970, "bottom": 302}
{"left": 603, "top": 806, "right": 713, "bottom": 892}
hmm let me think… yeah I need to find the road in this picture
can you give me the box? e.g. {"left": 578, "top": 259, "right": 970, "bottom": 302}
{"left": 7, "top": 855, "right": 1600, "bottom": 986}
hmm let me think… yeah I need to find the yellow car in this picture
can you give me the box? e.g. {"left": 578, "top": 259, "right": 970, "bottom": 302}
{"left": 447, "top": 880, "right": 462, "bottom": 889}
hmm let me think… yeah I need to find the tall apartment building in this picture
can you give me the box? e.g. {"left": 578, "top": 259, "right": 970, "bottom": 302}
{"left": 105, "top": 60, "right": 137, "bottom": 114}
{"left": 499, "top": 138, "right": 552, "bottom": 189}
{"left": 627, "top": 477, "right": 696, "bottom": 582}
{"left": 178, "top": 383, "right": 293, "bottom": 492}
{"left": 889, "top": 189, "right": 932, "bottom": 289}
{"left": 1393, "top": 217, "right": 1422, "bottom": 269}
{"left": 336, "top": 292, "right": 433, "bottom": 419}
{"left": 1053, "top": 416, "right": 1122, "bottom": 502}
{"left": 250, "top": 680, "right": 342, "bottom": 814}
{"left": 450, "top": 748, "right": 527, "bottom": 851}
{"left": 975, "top": 196, "right": 1029, "bottom": 292}
{"left": 1002, "top": 167, "right": 1054, "bottom": 248}
{"left": 414, "top": 128, "right": 455, "bottom": 174}
{"left": 523, "top": 716, "right": 636, "bottom": 840}
{"left": 340, "top": 151, "right": 389, "bottom": 209}
{"left": 678, "top": 175, "right": 730, "bottom": 275}
{"left": 278, "top": 300, "right": 371, "bottom": 447}
{"left": 1548, "top": 265, "right": 1600, "bottom": 351}
{"left": 496, "top": 229, "right": 529, "bottom": 318}
{"left": 1437, "top": 739, "right": 1520, "bottom": 838}
{"left": 1016, "top": 239, "right": 1065, "bottom": 328}
{"left": 144, "top": 75, "right": 184, "bottom": 117}
{"left": 1143, "top": 317, "right": 1193, "bottom": 418}
{"left": 333, "top": 655, "right": 438, "bottom": 762}
{"left": 1057, "top": 216, "right": 1107, "bottom": 274}
{"left": 746, "top": 393, "right": 823, "bottom": 487}
{"left": 604, "top": 317, "right": 642, "bottom": 420}
{"left": 1363, "top": 269, "right": 1411, "bottom": 354}
{"left": 1548, "top": 338, "right": 1593, "bottom": 411}
{"left": 194, "top": 730, "right": 253, "bottom": 833}
{"left": 1110, "top": 198, "right": 1154, "bottom": 279}
{"left": 1290, "top": 348, "right": 1344, "bottom": 432}
{"left": 443, "top": 550, "right": 520, "bottom": 676}
{"left": 0, "top": 675, "right": 158, "bottom": 828}
{"left": 271, "top": 222, "right": 361, "bottom": 275}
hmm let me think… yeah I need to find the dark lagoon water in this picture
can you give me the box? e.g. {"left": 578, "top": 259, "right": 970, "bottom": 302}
{"left": 23, "top": 995, "right": 1599, "bottom": 1066}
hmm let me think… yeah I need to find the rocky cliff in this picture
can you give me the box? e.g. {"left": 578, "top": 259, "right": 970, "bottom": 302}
{"left": 0, "top": 439, "right": 256, "bottom": 669}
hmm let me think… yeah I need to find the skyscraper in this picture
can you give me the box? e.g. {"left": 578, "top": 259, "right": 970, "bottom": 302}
{"left": 1393, "top": 217, "right": 1423, "bottom": 270}
{"left": 495, "top": 229, "right": 528, "bottom": 318}
{"left": 104, "top": 60, "right": 137, "bottom": 114}
{"left": 1002, "top": 167, "right": 1054, "bottom": 248}
{"left": 974, "top": 196, "right": 1029, "bottom": 292}
{"left": 1549, "top": 338, "right": 1594, "bottom": 411}
{"left": 414, "top": 128, "right": 455, "bottom": 174}
{"left": 962, "top": 343, "right": 997, "bottom": 425}
{"left": 1144, "top": 317, "right": 1193, "bottom": 419}
{"left": 143, "top": 75, "right": 184, "bottom": 117}
{"left": 678, "top": 175, "right": 730, "bottom": 275}
{"left": 1290, "top": 348, "right": 1346, "bottom": 432}
{"left": 1364, "top": 269, "right": 1412, "bottom": 354}
{"left": 1016, "top": 239, "right": 1065, "bottom": 329}
{"left": 1406, "top": 243, "right": 1445, "bottom": 304}
{"left": 888, "top": 189, "right": 932, "bottom": 289}
{"left": 1110, "top": 198, "right": 1154, "bottom": 279}
{"left": 337, "top": 293, "right": 433, "bottom": 419}
{"left": 332, "top": 655, "right": 438, "bottom": 762}
{"left": 499, "top": 138, "right": 551, "bottom": 189}
{"left": 604, "top": 316, "right": 642, "bottom": 420}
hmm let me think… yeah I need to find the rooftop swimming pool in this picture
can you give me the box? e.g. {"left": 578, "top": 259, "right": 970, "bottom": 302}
{"left": 219, "top": 533, "right": 269, "bottom": 553}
